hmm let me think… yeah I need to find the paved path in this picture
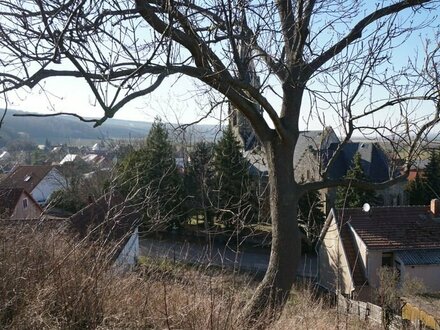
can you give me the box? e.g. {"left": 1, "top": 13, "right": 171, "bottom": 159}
{"left": 140, "top": 237, "right": 317, "bottom": 278}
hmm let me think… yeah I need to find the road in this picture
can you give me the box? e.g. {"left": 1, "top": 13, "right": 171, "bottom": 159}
{"left": 140, "top": 236, "right": 317, "bottom": 278}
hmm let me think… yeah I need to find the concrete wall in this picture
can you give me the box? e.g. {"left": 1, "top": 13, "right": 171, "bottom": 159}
{"left": 11, "top": 192, "right": 42, "bottom": 219}
{"left": 367, "top": 250, "right": 383, "bottom": 287}
{"left": 378, "top": 181, "right": 407, "bottom": 206}
{"left": 319, "top": 216, "right": 354, "bottom": 295}
{"left": 401, "top": 263, "right": 440, "bottom": 291}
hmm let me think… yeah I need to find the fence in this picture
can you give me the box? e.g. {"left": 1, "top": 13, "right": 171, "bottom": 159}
{"left": 337, "top": 295, "right": 404, "bottom": 330}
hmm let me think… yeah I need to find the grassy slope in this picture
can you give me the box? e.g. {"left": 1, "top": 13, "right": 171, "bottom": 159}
{"left": 0, "top": 225, "right": 374, "bottom": 329}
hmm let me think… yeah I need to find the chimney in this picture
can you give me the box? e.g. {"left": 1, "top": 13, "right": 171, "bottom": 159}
{"left": 430, "top": 199, "right": 440, "bottom": 217}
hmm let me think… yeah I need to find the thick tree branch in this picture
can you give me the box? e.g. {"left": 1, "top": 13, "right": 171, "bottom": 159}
{"left": 306, "top": 0, "right": 431, "bottom": 77}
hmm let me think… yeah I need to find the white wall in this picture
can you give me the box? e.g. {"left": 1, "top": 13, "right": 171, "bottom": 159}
{"left": 31, "top": 168, "right": 67, "bottom": 204}
{"left": 115, "top": 227, "right": 139, "bottom": 269}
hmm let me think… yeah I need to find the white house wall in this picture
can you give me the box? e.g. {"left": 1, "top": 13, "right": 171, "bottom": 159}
{"left": 31, "top": 168, "right": 67, "bottom": 204}
{"left": 115, "top": 227, "right": 139, "bottom": 269}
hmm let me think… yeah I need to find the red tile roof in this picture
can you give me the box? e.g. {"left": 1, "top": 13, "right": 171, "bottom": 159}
{"left": 0, "top": 165, "right": 56, "bottom": 193}
{"left": 336, "top": 206, "right": 440, "bottom": 250}
{"left": 0, "top": 188, "right": 24, "bottom": 217}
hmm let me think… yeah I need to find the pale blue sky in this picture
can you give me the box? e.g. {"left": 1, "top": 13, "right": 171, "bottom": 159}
{"left": 2, "top": 1, "right": 439, "bottom": 134}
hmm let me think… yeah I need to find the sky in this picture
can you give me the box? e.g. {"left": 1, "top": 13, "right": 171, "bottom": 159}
{"left": 2, "top": 1, "right": 439, "bottom": 134}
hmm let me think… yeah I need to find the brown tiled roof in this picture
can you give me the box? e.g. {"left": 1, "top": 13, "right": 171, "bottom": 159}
{"left": 0, "top": 188, "right": 24, "bottom": 217}
{"left": 336, "top": 206, "right": 440, "bottom": 250}
{"left": 69, "top": 191, "right": 141, "bottom": 259}
{"left": 0, "top": 165, "right": 55, "bottom": 193}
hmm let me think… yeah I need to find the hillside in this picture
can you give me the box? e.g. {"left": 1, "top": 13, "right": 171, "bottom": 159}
{"left": 0, "top": 109, "right": 217, "bottom": 146}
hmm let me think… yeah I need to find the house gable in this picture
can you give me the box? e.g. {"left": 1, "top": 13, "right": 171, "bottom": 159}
{"left": 318, "top": 210, "right": 356, "bottom": 295}
{"left": 0, "top": 165, "right": 67, "bottom": 204}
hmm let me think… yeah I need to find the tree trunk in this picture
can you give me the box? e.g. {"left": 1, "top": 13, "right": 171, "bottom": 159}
{"left": 241, "top": 137, "right": 301, "bottom": 324}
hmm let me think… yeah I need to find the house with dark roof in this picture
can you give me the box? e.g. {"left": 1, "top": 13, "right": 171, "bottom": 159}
{"left": 0, "top": 165, "right": 67, "bottom": 205}
{"left": 69, "top": 192, "right": 140, "bottom": 268}
{"left": 0, "top": 188, "right": 42, "bottom": 219}
{"left": 241, "top": 126, "right": 403, "bottom": 211}
{"left": 318, "top": 200, "right": 440, "bottom": 301}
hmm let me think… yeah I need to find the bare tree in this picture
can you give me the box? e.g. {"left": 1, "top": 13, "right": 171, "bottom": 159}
{"left": 1, "top": 0, "right": 440, "bottom": 321}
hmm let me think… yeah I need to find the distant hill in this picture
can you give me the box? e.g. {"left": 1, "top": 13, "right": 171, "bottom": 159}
{"left": 0, "top": 109, "right": 218, "bottom": 146}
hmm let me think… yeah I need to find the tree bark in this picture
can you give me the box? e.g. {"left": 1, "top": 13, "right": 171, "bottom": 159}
{"left": 242, "top": 135, "right": 301, "bottom": 323}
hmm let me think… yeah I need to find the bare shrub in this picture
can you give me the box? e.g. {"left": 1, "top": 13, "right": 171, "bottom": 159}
{"left": 0, "top": 222, "right": 373, "bottom": 329}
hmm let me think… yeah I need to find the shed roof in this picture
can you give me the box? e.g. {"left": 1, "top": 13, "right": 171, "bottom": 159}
{"left": 396, "top": 249, "right": 440, "bottom": 265}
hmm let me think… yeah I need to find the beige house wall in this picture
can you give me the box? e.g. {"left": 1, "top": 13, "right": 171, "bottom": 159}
{"left": 319, "top": 216, "right": 354, "bottom": 295}
{"left": 401, "top": 264, "right": 440, "bottom": 291}
{"left": 11, "top": 192, "right": 42, "bottom": 219}
{"left": 350, "top": 224, "right": 368, "bottom": 274}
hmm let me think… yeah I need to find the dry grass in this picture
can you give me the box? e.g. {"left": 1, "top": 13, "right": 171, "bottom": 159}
{"left": 0, "top": 223, "right": 374, "bottom": 329}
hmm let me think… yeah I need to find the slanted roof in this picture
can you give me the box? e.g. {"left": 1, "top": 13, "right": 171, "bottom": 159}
{"left": 0, "top": 188, "right": 42, "bottom": 217}
{"left": 69, "top": 191, "right": 140, "bottom": 260}
{"left": 59, "top": 154, "right": 82, "bottom": 165}
{"left": 0, "top": 165, "right": 56, "bottom": 192}
{"left": 336, "top": 206, "right": 440, "bottom": 250}
{"left": 396, "top": 249, "right": 440, "bottom": 265}
{"left": 327, "top": 142, "right": 390, "bottom": 182}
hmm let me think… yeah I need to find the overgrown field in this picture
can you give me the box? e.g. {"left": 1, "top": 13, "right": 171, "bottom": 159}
{"left": 0, "top": 224, "right": 373, "bottom": 329}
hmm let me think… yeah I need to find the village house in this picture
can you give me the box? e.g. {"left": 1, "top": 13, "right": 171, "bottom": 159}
{"left": 317, "top": 200, "right": 440, "bottom": 301}
{"left": 0, "top": 165, "right": 67, "bottom": 205}
{"left": 0, "top": 187, "right": 42, "bottom": 219}
{"left": 235, "top": 122, "right": 405, "bottom": 212}
{"left": 69, "top": 191, "right": 140, "bottom": 268}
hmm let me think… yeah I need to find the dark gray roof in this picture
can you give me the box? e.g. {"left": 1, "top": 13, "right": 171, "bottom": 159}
{"left": 327, "top": 142, "right": 390, "bottom": 182}
{"left": 396, "top": 249, "right": 440, "bottom": 265}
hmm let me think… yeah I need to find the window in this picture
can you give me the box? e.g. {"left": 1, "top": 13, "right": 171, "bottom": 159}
{"left": 382, "top": 252, "right": 393, "bottom": 267}
{"left": 22, "top": 198, "right": 28, "bottom": 209}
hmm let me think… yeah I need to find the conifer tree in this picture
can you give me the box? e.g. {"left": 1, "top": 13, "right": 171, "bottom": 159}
{"left": 185, "top": 141, "right": 215, "bottom": 229}
{"left": 406, "top": 151, "right": 440, "bottom": 205}
{"left": 212, "top": 125, "right": 253, "bottom": 230}
{"left": 335, "top": 152, "right": 378, "bottom": 208}
{"left": 406, "top": 173, "right": 428, "bottom": 205}
{"left": 118, "top": 118, "right": 184, "bottom": 229}
{"left": 423, "top": 151, "right": 440, "bottom": 199}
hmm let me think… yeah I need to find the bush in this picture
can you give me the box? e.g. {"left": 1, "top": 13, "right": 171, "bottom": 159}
{"left": 0, "top": 223, "right": 374, "bottom": 329}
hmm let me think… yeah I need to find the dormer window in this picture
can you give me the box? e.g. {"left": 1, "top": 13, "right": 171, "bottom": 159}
{"left": 24, "top": 174, "right": 31, "bottom": 182}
